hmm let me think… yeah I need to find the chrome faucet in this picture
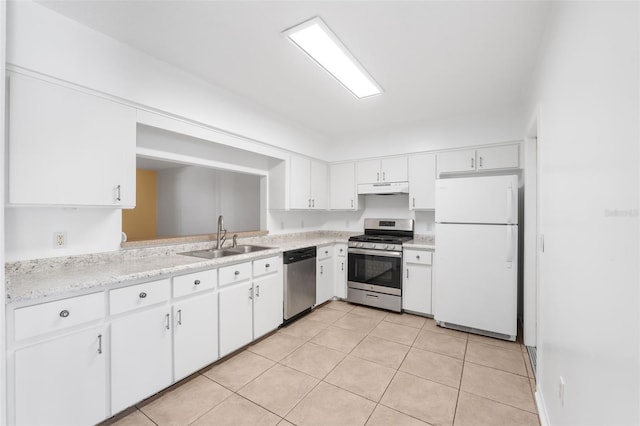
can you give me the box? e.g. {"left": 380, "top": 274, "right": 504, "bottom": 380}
{"left": 232, "top": 234, "right": 238, "bottom": 248}
{"left": 216, "top": 215, "right": 227, "bottom": 249}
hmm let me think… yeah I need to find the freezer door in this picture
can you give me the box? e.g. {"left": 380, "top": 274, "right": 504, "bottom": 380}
{"left": 435, "top": 175, "right": 518, "bottom": 224}
{"left": 433, "top": 223, "right": 518, "bottom": 337}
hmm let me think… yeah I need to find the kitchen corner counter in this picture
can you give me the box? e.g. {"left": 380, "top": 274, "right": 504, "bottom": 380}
{"left": 5, "top": 231, "right": 354, "bottom": 305}
{"left": 403, "top": 234, "right": 436, "bottom": 250}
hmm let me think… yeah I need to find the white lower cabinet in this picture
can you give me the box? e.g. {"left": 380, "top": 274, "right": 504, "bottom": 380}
{"left": 316, "top": 245, "right": 334, "bottom": 305}
{"left": 111, "top": 305, "right": 173, "bottom": 414}
{"left": 334, "top": 244, "right": 347, "bottom": 299}
{"left": 173, "top": 292, "right": 219, "bottom": 380}
{"left": 253, "top": 255, "right": 283, "bottom": 339}
{"left": 403, "top": 249, "right": 434, "bottom": 315}
{"left": 218, "top": 280, "right": 253, "bottom": 357}
{"left": 13, "top": 325, "right": 107, "bottom": 426}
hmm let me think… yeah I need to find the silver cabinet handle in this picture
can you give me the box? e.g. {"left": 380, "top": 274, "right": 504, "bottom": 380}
{"left": 471, "top": 157, "right": 475, "bottom": 169}
{"left": 479, "top": 156, "right": 483, "bottom": 168}
{"left": 139, "top": 292, "right": 147, "bottom": 299}
{"left": 165, "top": 313, "right": 170, "bottom": 330}
{"left": 234, "top": 270, "right": 240, "bottom": 276}
{"left": 265, "top": 263, "right": 270, "bottom": 268}
{"left": 59, "top": 310, "right": 70, "bottom": 318}
{"left": 97, "top": 334, "right": 103, "bottom": 354}
{"left": 351, "top": 199, "right": 354, "bottom": 208}
{"left": 249, "top": 287, "right": 253, "bottom": 300}
{"left": 116, "top": 184, "right": 121, "bottom": 202}
{"left": 256, "top": 285, "right": 260, "bottom": 297}
{"left": 406, "top": 269, "right": 409, "bottom": 279}
{"left": 177, "top": 309, "right": 182, "bottom": 325}
{"left": 308, "top": 198, "right": 312, "bottom": 208}
{"left": 412, "top": 198, "right": 415, "bottom": 208}
{"left": 194, "top": 279, "right": 200, "bottom": 286}
{"left": 376, "top": 172, "right": 380, "bottom": 181}
{"left": 382, "top": 171, "right": 386, "bottom": 181}
{"left": 312, "top": 199, "right": 315, "bottom": 208}
{"left": 341, "top": 262, "right": 344, "bottom": 271}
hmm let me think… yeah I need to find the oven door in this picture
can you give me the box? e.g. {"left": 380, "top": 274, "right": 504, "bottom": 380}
{"left": 347, "top": 248, "right": 402, "bottom": 296}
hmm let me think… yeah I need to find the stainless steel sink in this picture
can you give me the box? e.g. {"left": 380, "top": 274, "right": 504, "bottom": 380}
{"left": 179, "top": 245, "right": 272, "bottom": 259}
{"left": 179, "top": 248, "right": 230, "bottom": 259}
{"left": 224, "top": 245, "right": 271, "bottom": 254}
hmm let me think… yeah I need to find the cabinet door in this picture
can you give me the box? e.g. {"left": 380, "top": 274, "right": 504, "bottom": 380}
{"left": 219, "top": 281, "right": 253, "bottom": 357}
{"left": 253, "top": 272, "right": 284, "bottom": 339}
{"left": 476, "top": 145, "right": 519, "bottom": 170}
{"left": 334, "top": 256, "right": 347, "bottom": 299}
{"left": 14, "top": 326, "right": 107, "bottom": 426}
{"left": 355, "top": 159, "right": 381, "bottom": 184}
{"left": 381, "top": 157, "right": 408, "bottom": 182}
{"left": 409, "top": 154, "right": 436, "bottom": 210}
{"left": 310, "top": 160, "right": 328, "bottom": 210}
{"left": 173, "top": 292, "right": 219, "bottom": 381}
{"left": 402, "top": 263, "right": 433, "bottom": 315}
{"left": 8, "top": 73, "right": 136, "bottom": 207}
{"left": 436, "top": 149, "right": 476, "bottom": 175}
{"left": 316, "top": 257, "right": 334, "bottom": 305}
{"left": 111, "top": 306, "right": 173, "bottom": 414}
{"left": 329, "top": 163, "right": 357, "bottom": 210}
{"left": 289, "top": 155, "right": 311, "bottom": 209}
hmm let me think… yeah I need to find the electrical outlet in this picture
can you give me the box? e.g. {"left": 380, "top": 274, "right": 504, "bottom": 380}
{"left": 559, "top": 376, "right": 565, "bottom": 406}
{"left": 53, "top": 232, "right": 67, "bottom": 249}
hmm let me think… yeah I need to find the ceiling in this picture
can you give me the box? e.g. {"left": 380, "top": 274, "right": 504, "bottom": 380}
{"left": 37, "top": 1, "right": 551, "bottom": 138}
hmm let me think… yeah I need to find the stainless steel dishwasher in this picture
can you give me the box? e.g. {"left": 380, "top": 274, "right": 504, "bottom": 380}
{"left": 283, "top": 246, "right": 317, "bottom": 321}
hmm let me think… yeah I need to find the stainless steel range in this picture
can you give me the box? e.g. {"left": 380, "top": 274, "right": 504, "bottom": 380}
{"left": 347, "top": 218, "right": 414, "bottom": 312}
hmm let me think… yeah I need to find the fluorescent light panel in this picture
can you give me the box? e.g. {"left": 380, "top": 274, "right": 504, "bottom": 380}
{"left": 283, "top": 17, "right": 383, "bottom": 99}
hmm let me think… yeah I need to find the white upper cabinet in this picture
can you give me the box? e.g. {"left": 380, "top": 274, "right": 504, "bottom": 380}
{"left": 476, "top": 145, "right": 520, "bottom": 170}
{"left": 356, "top": 157, "right": 408, "bottom": 184}
{"left": 8, "top": 73, "right": 136, "bottom": 207}
{"left": 408, "top": 153, "right": 436, "bottom": 210}
{"left": 437, "top": 145, "right": 519, "bottom": 176}
{"left": 288, "top": 155, "right": 327, "bottom": 210}
{"left": 437, "top": 149, "right": 476, "bottom": 175}
{"left": 329, "top": 162, "right": 358, "bottom": 210}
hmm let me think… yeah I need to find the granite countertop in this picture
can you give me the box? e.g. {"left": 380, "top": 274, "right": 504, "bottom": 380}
{"left": 5, "top": 231, "right": 355, "bottom": 305}
{"left": 403, "top": 234, "right": 436, "bottom": 250}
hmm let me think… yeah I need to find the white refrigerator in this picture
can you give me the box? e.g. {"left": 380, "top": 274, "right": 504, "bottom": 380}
{"left": 434, "top": 175, "right": 518, "bottom": 340}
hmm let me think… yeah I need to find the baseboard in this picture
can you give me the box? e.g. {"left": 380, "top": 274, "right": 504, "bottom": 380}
{"left": 535, "top": 384, "right": 551, "bottom": 426}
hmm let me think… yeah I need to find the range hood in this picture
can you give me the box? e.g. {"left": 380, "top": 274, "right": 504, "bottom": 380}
{"left": 357, "top": 181, "right": 409, "bottom": 195}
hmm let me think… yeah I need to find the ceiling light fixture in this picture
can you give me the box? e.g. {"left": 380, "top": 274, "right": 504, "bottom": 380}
{"left": 283, "top": 17, "right": 383, "bottom": 99}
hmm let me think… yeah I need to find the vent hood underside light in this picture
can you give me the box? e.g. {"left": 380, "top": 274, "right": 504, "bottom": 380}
{"left": 283, "top": 16, "right": 383, "bottom": 99}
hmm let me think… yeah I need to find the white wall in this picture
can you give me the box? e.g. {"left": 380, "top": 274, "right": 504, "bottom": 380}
{"left": 328, "top": 105, "right": 525, "bottom": 162}
{"left": 532, "top": 2, "right": 639, "bottom": 424}
{"left": 1, "top": 1, "right": 7, "bottom": 422}
{"left": 156, "top": 166, "right": 260, "bottom": 237}
{"left": 4, "top": 208, "right": 122, "bottom": 262}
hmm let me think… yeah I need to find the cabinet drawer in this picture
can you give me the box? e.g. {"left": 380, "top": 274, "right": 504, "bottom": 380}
{"left": 253, "top": 256, "right": 281, "bottom": 278}
{"left": 14, "top": 292, "right": 105, "bottom": 341}
{"left": 404, "top": 250, "right": 433, "bottom": 265}
{"left": 109, "top": 279, "right": 170, "bottom": 315}
{"left": 173, "top": 269, "right": 217, "bottom": 298}
{"left": 335, "top": 244, "right": 347, "bottom": 257}
{"left": 317, "top": 245, "right": 334, "bottom": 260}
{"left": 219, "top": 262, "right": 252, "bottom": 286}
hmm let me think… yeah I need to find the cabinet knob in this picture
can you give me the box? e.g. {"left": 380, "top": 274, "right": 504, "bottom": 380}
{"left": 194, "top": 280, "right": 201, "bottom": 285}
{"left": 325, "top": 250, "right": 328, "bottom": 255}
{"left": 234, "top": 271, "right": 240, "bottom": 276}
{"left": 265, "top": 264, "right": 270, "bottom": 268}
{"left": 416, "top": 255, "right": 420, "bottom": 260}
{"left": 139, "top": 292, "right": 147, "bottom": 299}
{"left": 59, "top": 310, "right": 70, "bottom": 318}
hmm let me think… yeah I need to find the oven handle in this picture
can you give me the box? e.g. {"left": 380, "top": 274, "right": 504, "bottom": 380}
{"left": 347, "top": 248, "right": 403, "bottom": 258}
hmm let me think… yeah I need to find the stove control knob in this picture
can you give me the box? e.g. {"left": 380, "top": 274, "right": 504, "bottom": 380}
{"left": 357, "top": 243, "right": 364, "bottom": 248}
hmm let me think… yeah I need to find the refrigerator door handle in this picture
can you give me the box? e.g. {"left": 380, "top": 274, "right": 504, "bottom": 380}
{"left": 506, "top": 226, "right": 514, "bottom": 267}
{"left": 506, "top": 186, "right": 513, "bottom": 224}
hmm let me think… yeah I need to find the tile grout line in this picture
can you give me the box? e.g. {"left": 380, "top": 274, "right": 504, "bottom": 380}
{"left": 451, "top": 333, "right": 469, "bottom": 426}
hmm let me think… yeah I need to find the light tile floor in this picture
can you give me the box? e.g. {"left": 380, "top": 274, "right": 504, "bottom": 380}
{"left": 104, "top": 300, "right": 539, "bottom": 426}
